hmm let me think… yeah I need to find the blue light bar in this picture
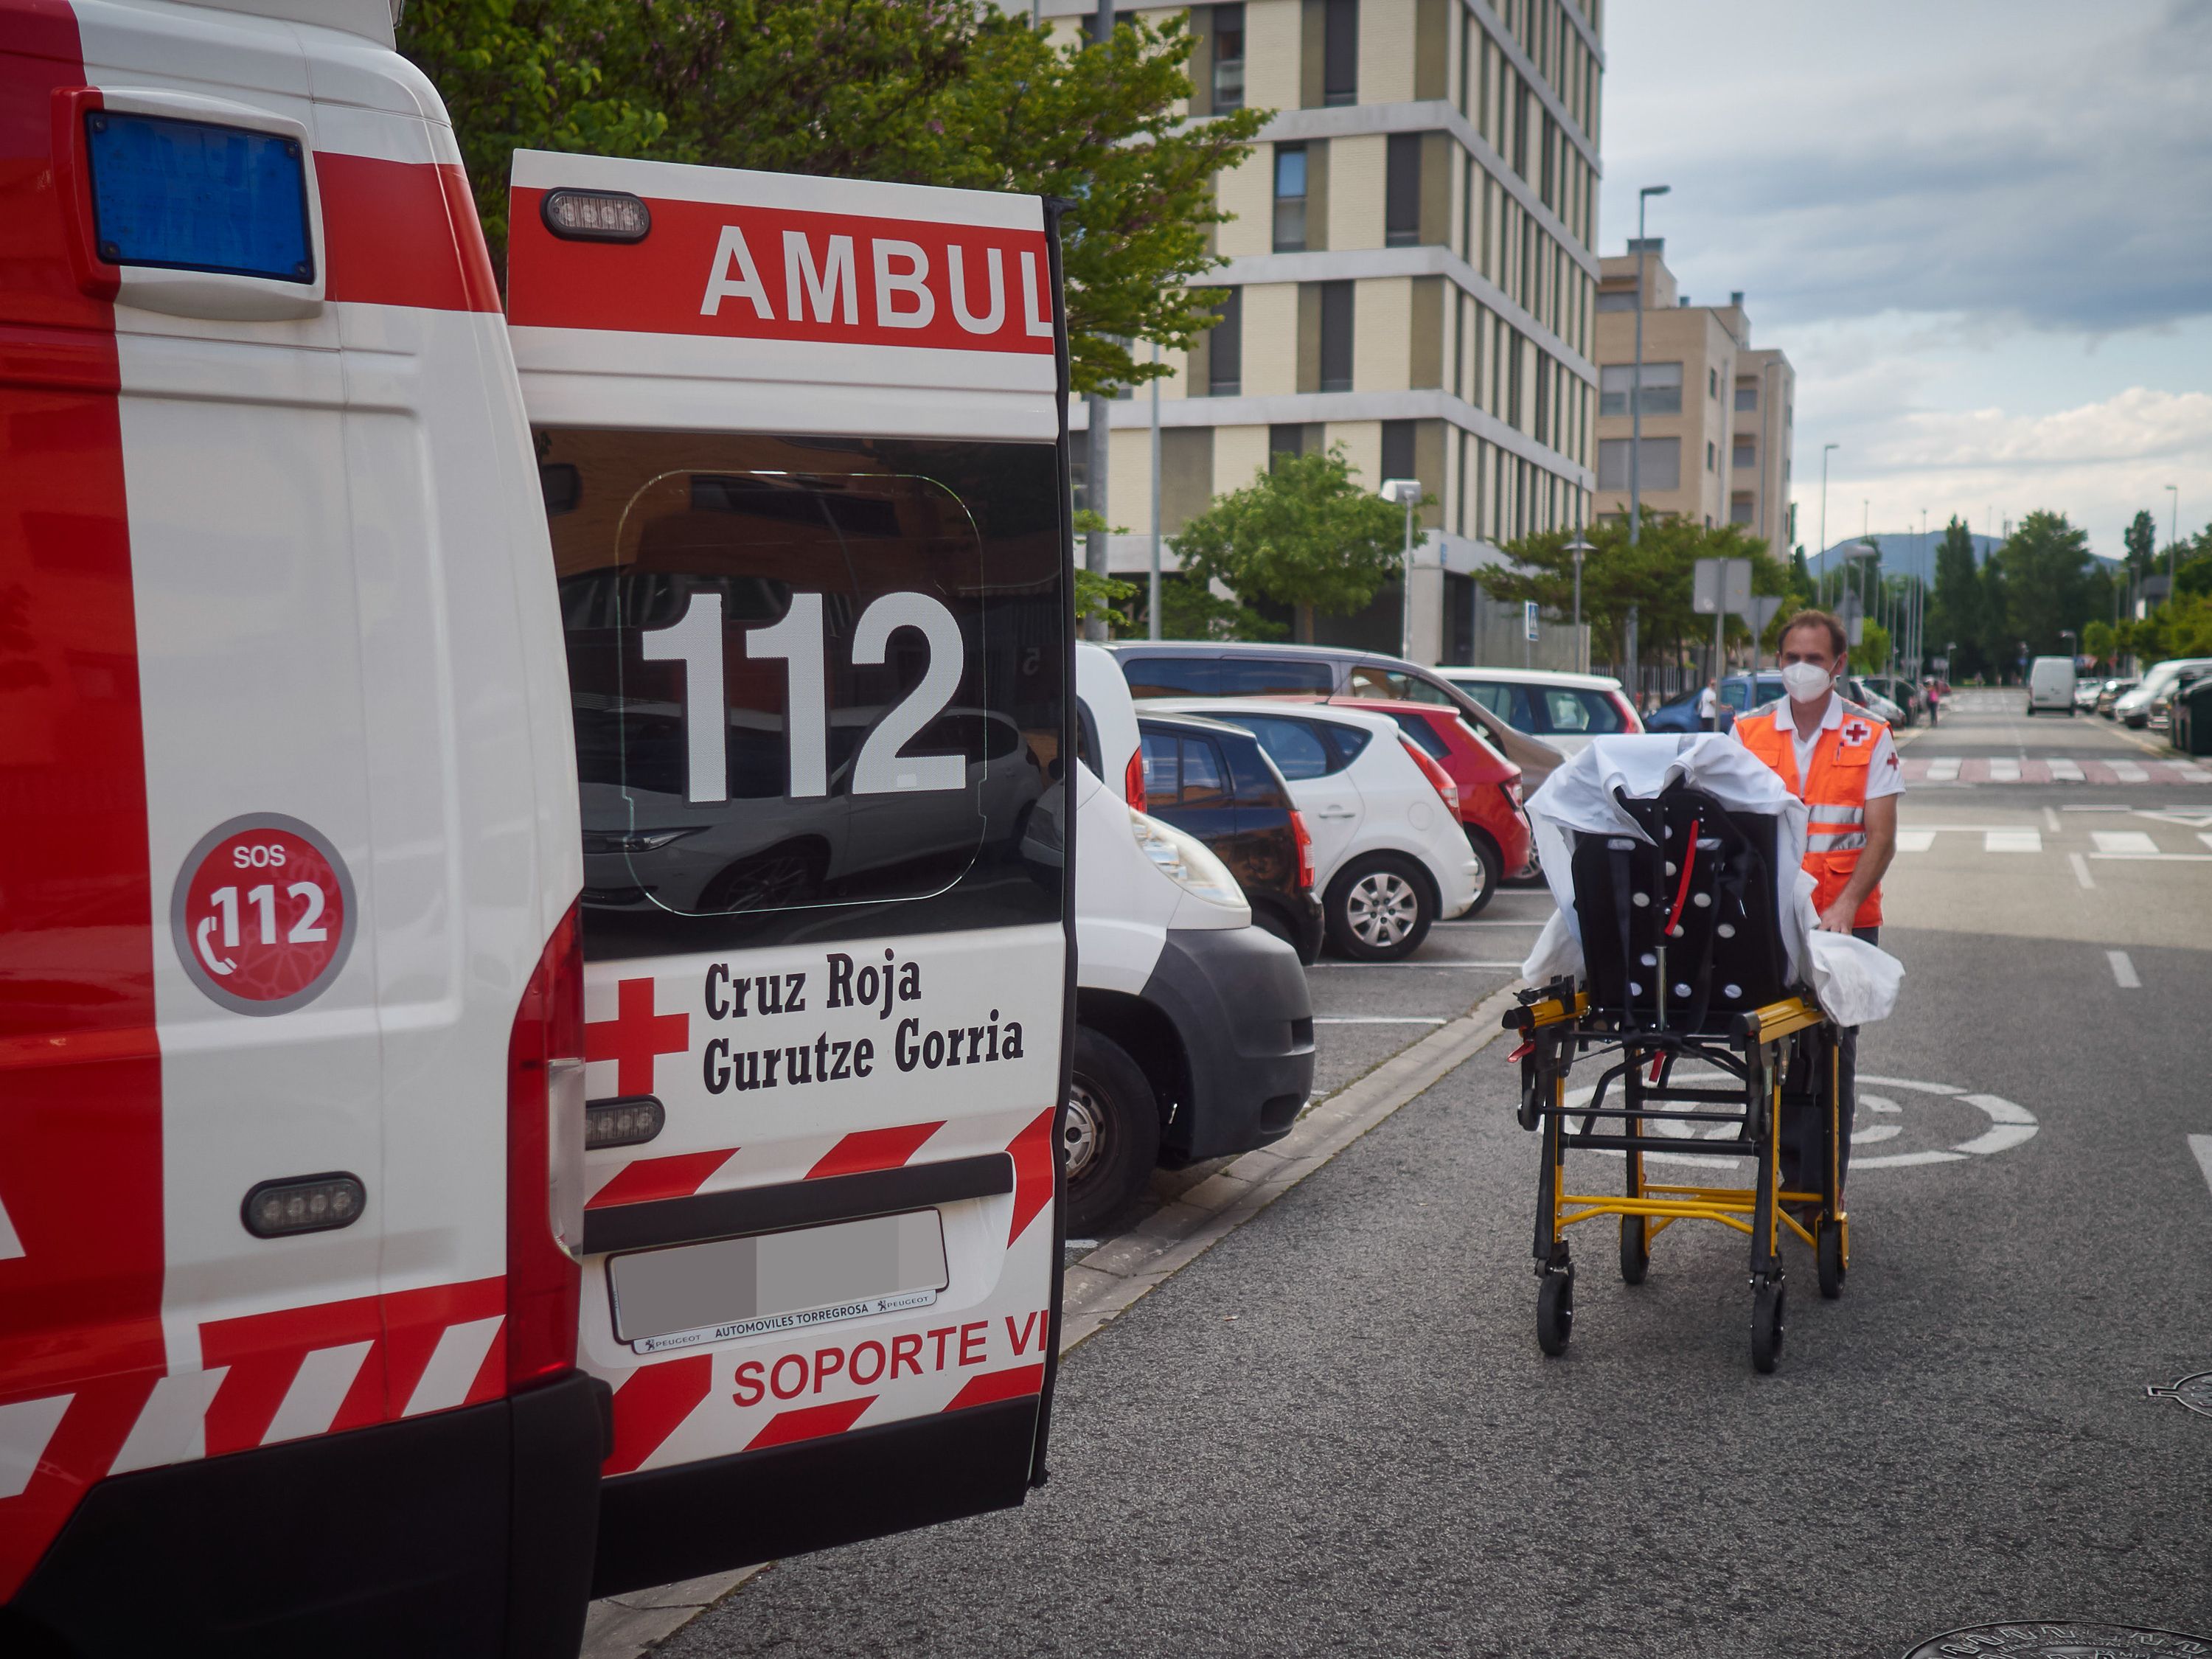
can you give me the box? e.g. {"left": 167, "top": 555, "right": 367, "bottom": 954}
{"left": 84, "top": 110, "right": 313, "bottom": 285}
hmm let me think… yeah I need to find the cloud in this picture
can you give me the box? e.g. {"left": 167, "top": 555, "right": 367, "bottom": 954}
{"left": 1601, "top": 1, "right": 2212, "bottom": 337}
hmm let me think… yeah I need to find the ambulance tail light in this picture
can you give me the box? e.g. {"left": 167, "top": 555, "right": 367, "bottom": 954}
{"left": 1124, "top": 748, "right": 1147, "bottom": 813}
{"left": 507, "top": 901, "right": 586, "bottom": 1390}
{"left": 1399, "top": 737, "right": 1460, "bottom": 816}
{"left": 1290, "top": 808, "right": 1315, "bottom": 891}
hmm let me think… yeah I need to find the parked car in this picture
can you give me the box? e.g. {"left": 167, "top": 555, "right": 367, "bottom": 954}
{"left": 2116, "top": 658, "right": 2212, "bottom": 728}
{"left": 1138, "top": 711, "right": 1325, "bottom": 963}
{"left": 2096, "top": 678, "right": 2138, "bottom": 717}
{"left": 1863, "top": 674, "right": 1925, "bottom": 724}
{"left": 2072, "top": 677, "right": 2104, "bottom": 711}
{"left": 1065, "top": 645, "right": 1315, "bottom": 1232}
{"left": 1646, "top": 672, "right": 1784, "bottom": 733}
{"left": 1140, "top": 698, "right": 1482, "bottom": 959}
{"left": 1107, "top": 640, "right": 1566, "bottom": 793}
{"left": 2025, "top": 655, "right": 2077, "bottom": 715}
{"left": 1433, "top": 666, "right": 1644, "bottom": 756}
{"left": 1332, "top": 697, "right": 1533, "bottom": 909}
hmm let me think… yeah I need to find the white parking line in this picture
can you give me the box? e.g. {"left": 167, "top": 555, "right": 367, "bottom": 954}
{"left": 1895, "top": 830, "right": 1937, "bottom": 853}
{"left": 2107, "top": 950, "right": 2141, "bottom": 988}
{"left": 2093, "top": 830, "right": 2161, "bottom": 855}
{"left": 2069, "top": 852, "right": 2095, "bottom": 889}
{"left": 2201, "top": 832, "right": 2212, "bottom": 852}
{"left": 2191, "top": 1135, "right": 2212, "bottom": 1202}
{"left": 2043, "top": 806, "right": 2062, "bottom": 832}
{"left": 1313, "top": 1016, "right": 1448, "bottom": 1026}
{"left": 1983, "top": 830, "right": 2042, "bottom": 852}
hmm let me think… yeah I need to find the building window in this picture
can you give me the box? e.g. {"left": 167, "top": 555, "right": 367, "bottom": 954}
{"left": 1733, "top": 439, "right": 1755, "bottom": 471}
{"left": 1385, "top": 133, "right": 1421, "bottom": 248}
{"left": 1268, "top": 423, "right": 1305, "bottom": 467}
{"left": 1730, "top": 493, "right": 1755, "bottom": 526}
{"left": 1318, "top": 279, "right": 1353, "bottom": 392}
{"left": 1324, "top": 0, "right": 1359, "bottom": 106}
{"left": 1212, "top": 3, "right": 1246, "bottom": 111}
{"left": 1381, "top": 419, "right": 1416, "bottom": 489}
{"left": 1734, "top": 381, "right": 1757, "bottom": 412}
{"left": 1209, "top": 287, "right": 1242, "bottom": 396}
{"left": 1595, "top": 288, "right": 1636, "bottom": 313}
{"left": 1596, "top": 437, "right": 1680, "bottom": 493}
{"left": 1598, "top": 361, "right": 1681, "bottom": 417}
{"left": 1708, "top": 367, "right": 1719, "bottom": 398}
{"left": 1455, "top": 428, "right": 1468, "bottom": 537}
{"left": 1273, "top": 145, "right": 1308, "bottom": 251}
{"left": 1705, "top": 439, "right": 1716, "bottom": 472}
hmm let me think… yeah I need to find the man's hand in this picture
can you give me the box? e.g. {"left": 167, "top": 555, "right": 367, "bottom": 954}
{"left": 1816, "top": 899, "right": 1857, "bottom": 933}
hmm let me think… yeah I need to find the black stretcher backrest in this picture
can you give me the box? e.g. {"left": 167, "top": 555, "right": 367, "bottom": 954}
{"left": 1568, "top": 782, "right": 1790, "bottom": 1028}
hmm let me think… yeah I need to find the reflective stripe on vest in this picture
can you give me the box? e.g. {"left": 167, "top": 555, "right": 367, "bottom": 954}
{"left": 1806, "top": 802, "right": 1864, "bottom": 824}
{"left": 1807, "top": 831, "right": 1868, "bottom": 851}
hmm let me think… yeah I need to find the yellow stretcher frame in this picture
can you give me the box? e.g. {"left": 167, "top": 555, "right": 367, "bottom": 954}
{"left": 1506, "top": 984, "right": 1851, "bottom": 1373}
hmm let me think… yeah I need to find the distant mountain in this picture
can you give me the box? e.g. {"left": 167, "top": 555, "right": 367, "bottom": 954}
{"left": 1806, "top": 534, "right": 2118, "bottom": 584}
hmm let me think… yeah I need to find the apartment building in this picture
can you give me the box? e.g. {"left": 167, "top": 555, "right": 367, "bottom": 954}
{"left": 1592, "top": 240, "right": 1797, "bottom": 554}
{"left": 1054, "top": 0, "right": 1604, "bottom": 664}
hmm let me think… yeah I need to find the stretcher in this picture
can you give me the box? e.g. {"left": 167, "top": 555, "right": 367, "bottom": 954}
{"left": 1502, "top": 777, "right": 1848, "bottom": 1373}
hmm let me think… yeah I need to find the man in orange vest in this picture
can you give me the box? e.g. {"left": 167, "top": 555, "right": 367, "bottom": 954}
{"left": 1734, "top": 609, "right": 1902, "bottom": 1194}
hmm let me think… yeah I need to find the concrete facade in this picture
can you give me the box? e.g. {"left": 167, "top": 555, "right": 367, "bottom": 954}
{"left": 1592, "top": 240, "right": 1797, "bottom": 555}
{"left": 1049, "top": 0, "right": 1605, "bottom": 664}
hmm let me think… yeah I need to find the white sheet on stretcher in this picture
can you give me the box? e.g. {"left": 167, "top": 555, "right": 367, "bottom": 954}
{"left": 1518, "top": 732, "right": 1903, "bottom": 1026}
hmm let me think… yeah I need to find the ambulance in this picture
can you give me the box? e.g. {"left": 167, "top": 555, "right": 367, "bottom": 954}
{"left": 0, "top": 1, "right": 1073, "bottom": 1652}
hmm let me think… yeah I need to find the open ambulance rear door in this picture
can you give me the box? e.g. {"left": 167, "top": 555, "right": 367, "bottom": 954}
{"left": 504, "top": 151, "right": 1076, "bottom": 1593}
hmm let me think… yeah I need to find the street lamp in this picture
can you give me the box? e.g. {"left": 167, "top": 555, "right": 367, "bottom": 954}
{"left": 1565, "top": 537, "right": 1593, "bottom": 673}
{"left": 2166, "top": 483, "right": 2180, "bottom": 605}
{"left": 1818, "top": 442, "right": 1839, "bottom": 602}
{"left": 1382, "top": 478, "right": 1422, "bottom": 661}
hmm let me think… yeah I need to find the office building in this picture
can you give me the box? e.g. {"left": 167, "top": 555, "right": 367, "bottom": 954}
{"left": 1055, "top": 0, "right": 1605, "bottom": 664}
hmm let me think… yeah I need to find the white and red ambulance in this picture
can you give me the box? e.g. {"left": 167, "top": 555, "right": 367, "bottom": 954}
{"left": 0, "top": 1, "right": 1074, "bottom": 1652}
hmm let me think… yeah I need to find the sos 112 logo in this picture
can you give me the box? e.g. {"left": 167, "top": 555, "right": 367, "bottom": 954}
{"left": 171, "top": 815, "right": 357, "bottom": 1015}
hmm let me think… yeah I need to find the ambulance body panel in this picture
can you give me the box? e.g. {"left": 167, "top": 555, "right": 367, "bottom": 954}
{"left": 4, "top": 4, "right": 597, "bottom": 1652}
{"left": 507, "top": 149, "right": 1074, "bottom": 1595}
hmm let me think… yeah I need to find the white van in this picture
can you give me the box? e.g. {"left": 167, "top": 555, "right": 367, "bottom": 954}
{"left": 1062, "top": 647, "right": 1313, "bottom": 1231}
{"left": 0, "top": 3, "right": 1074, "bottom": 1649}
{"left": 1143, "top": 698, "right": 1482, "bottom": 959}
{"left": 2026, "top": 655, "right": 2078, "bottom": 715}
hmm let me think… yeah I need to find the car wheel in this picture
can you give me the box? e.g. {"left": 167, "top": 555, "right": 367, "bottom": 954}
{"left": 1324, "top": 855, "right": 1435, "bottom": 961}
{"left": 1461, "top": 829, "right": 1502, "bottom": 917}
{"left": 698, "top": 841, "right": 824, "bottom": 913}
{"left": 1062, "top": 1027, "right": 1162, "bottom": 1237}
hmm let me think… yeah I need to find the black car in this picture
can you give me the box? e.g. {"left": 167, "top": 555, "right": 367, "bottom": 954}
{"left": 1138, "top": 712, "right": 1325, "bottom": 964}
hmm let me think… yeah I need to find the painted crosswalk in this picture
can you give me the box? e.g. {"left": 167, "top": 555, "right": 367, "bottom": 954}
{"left": 1893, "top": 821, "right": 2212, "bottom": 862}
{"left": 1899, "top": 757, "right": 2212, "bottom": 786}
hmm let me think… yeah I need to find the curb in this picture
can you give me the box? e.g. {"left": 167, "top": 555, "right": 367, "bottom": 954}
{"left": 1057, "top": 979, "right": 1524, "bottom": 1354}
{"left": 577, "top": 979, "right": 1525, "bottom": 1657}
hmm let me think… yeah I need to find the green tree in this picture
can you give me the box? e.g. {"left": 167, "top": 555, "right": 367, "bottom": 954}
{"left": 399, "top": 0, "right": 1266, "bottom": 395}
{"left": 1992, "top": 509, "right": 2093, "bottom": 658}
{"left": 2123, "top": 508, "right": 2157, "bottom": 577}
{"left": 2082, "top": 618, "right": 2117, "bottom": 665}
{"left": 1169, "top": 446, "right": 1412, "bottom": 642}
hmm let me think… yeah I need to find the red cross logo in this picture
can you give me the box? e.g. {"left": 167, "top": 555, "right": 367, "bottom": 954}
{"left": 1840, "top": 718, "right": 1873, "bottom": 747}
{"left": 586, "top": 977, "right": 690, "bottom": 1096}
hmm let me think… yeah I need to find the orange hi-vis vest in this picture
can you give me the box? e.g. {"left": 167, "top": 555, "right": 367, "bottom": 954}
{"left": 1737, "top": 699, "right": 1886, "bottom": 928}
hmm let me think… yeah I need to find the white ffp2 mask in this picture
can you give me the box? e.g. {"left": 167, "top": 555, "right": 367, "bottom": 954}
{"left": 1780, "top": 661, "right": 1833, "bottom": 703}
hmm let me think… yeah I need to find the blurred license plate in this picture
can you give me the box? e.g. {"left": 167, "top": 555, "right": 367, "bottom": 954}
{"left": 610, "top": 1208, "right": 948, "bottom": 1355}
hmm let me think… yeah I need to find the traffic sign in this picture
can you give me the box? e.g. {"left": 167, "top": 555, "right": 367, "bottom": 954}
{"left": 1523, "top": 600, "right": 1540, "bottom": 641}
{"left": 1691, "top": 557, "right": 1752, "bottom": 618}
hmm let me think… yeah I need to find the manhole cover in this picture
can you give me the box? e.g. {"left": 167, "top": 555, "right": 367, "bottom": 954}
{"left": 2146, "top": 1372, "right": 2212, "bottom": 1419}
{"left": 1905, "top": 1624, "right": 2212, "bottom": 1658}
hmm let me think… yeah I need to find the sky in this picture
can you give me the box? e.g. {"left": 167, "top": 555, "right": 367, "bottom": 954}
{"left": 1596, "top": 1, "right": 2212, "bottom": 560}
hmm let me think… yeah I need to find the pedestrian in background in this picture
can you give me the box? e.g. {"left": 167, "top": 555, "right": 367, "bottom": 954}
{"left": 1697, "top": 678, "right": 1719, "bottom": 731}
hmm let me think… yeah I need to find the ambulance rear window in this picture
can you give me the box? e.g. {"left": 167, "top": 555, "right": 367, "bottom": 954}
{"left": 83, "top": 111, "right": 313, "bottom": 284}
{"left": 540, "top": 428, "right": 1066, "bottom": 953}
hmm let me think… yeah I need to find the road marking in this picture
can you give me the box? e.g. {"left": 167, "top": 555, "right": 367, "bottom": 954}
{"left": 1983, "top": 830, "right": 2042, "bottom": 852}
{"left": 1925, "top": 757, "right": 1961, "bottom": 782}
{"left": 1312, "top": 1016, "right": 1448, "bottom": 1026}
{"left": 1895, "top": 830, "right": 1937, "bottom": 853}
{"left": 1988, "top": 759, "right": 2021, "bottom": 782}
{"left": 2093, "top": 830, "right": 2162, "bottom": 855}
{"left": 2048, "top": 759, "right": 2086, "bottom": 782}
{"left": 2177, "top": 763, "right": 2212, "bottom": 783}
{"left": 2202, "top": 832, "right": 2212, "bottom": 852}
{"left": 1306, "top": 961, "right": 1524, "bottom": 970}
{"left": 2062, "top": 804, "right": 2134, "bottom": 811}
{"left": 2069, "top": 852, "right": 2095, "bottom": 889}
{"left": 2111, "top": 760, "right": 2150, "bottom": 782}
{"left": 2190, "top": 1135, "right": 2212, "bottom": 1201}
{"left": 2108, "top": 950, "right": 2141, "bottom": 988}
{"left": 2043, "top": 806, "right": 2062, "bottom": 832}
{"left": 2090, "top": 852, "right": 2212, "bottom": 861}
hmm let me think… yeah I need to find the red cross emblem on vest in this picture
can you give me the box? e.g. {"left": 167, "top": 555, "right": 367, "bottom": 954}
{"left": 586, "top": 976, "right": 690, "bottom": 1096}
{"left": 1840, "top": 718, "right": 1873, "bottom": 747}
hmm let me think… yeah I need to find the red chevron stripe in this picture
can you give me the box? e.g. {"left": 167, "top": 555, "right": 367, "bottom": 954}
{"left": 587, "top": 1148, "right": 739, "bottom": 1209}
{"left": 602, "top": 1354, "right": 714, "bottom": 1476}
{"left": 744, "top": 1395, "right": 874, "bottom": 1452}
{"left": 1006, "top": 1107, "right": 1058, "bottom": 1246}
{"left": 943, "top": 1363, "right": 1046, "bottom": 1414}
{"left": 807, "top": 1122, "right": 942, "bottom": 1180}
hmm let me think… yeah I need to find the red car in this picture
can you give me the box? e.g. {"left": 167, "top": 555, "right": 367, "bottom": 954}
{"left": 1332, "top": 697, "right": 1534, "bottom": 905}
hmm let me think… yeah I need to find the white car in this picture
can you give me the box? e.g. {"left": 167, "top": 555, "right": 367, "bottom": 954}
{"left": 2117, "top": 657, "right": 2212, "bottom": 729}
{"left": 1141, "top": 698, "right": 1481, "bottom": 960}
{"left": 1436, "top": 666, "right": 1643, "bottom": 758}
{"left": 1040, "top": 647, "right": 1313, "bottom": 1233}
{"left": 2025, "top": 655, "right": 2077, "bottom": 716}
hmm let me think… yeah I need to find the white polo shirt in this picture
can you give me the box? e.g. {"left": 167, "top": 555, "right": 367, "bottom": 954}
{"left": 1742, "top": 693, "right": 1905, "bottom": 800}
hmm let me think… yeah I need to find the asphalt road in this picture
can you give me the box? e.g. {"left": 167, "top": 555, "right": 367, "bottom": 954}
{"left": 665, "top": 693, "right": 2212, "bottom": 1658}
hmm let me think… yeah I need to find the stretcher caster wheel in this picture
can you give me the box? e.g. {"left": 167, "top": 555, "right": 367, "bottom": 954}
{"left": 1536, "top": 1269, "right": 1574, "bottom": 1357}
{"left": 1816, "top": 1222, "right": 1846, "bottom": 1300}
{"left": 1750, "top": 1277, "right": 1787, "bottom": 1374}
{"left": 1619, "top": 1216, "right": 1649, "bottom": 1285}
